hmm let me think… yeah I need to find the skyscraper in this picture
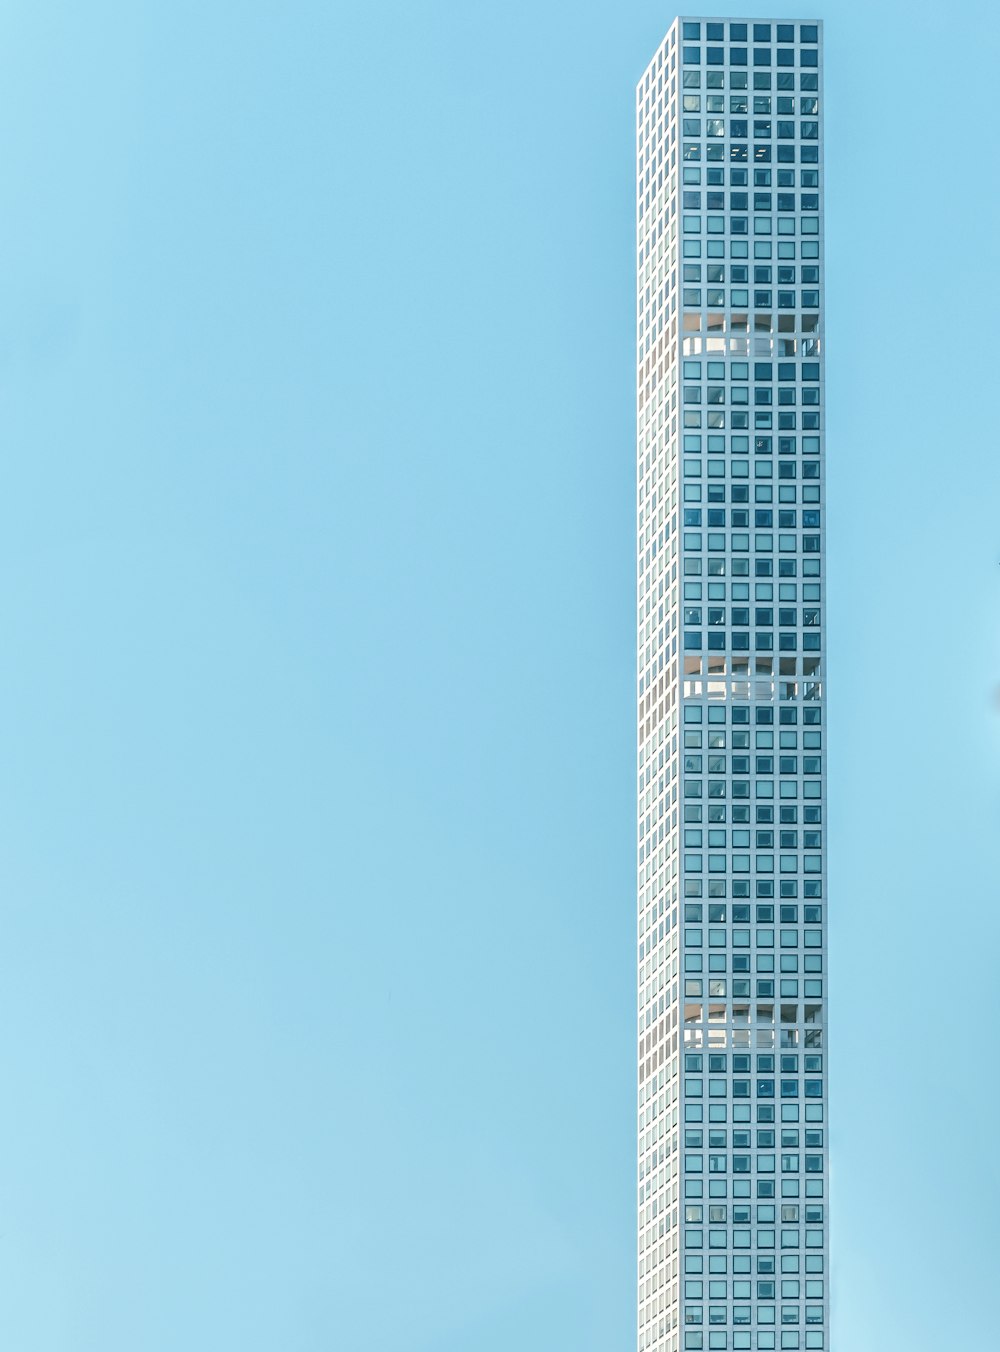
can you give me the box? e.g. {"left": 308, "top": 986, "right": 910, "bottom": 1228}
{"left": 636, "top": 19, "right": 827, "bottom": 1352}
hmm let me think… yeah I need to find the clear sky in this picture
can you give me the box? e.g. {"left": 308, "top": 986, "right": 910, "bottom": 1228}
{"left": 0, "top": 2, "right": 997, "bottom": 1349}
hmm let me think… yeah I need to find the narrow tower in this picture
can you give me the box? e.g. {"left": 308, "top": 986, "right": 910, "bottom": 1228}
{"left": 636, "top": 19, "right": 827, "bottom": 1352}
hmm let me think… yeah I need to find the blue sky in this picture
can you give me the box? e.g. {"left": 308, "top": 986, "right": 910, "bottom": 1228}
{"left": 0, "top": 2, "right": 997, "bottom": 1348}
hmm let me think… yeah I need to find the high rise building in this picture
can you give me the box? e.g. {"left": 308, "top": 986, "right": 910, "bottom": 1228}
{"left": 636, "top": 19, "right": 827, "bottom": 1352}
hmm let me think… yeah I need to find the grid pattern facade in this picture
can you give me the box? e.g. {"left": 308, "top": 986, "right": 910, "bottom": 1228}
{"left": 636, "top": 19, "right": 827, "bottom": 1352}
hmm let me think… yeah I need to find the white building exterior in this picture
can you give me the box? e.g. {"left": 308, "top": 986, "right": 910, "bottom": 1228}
{"left": 636, "top": 19, "right": 827, "bottom": 1352}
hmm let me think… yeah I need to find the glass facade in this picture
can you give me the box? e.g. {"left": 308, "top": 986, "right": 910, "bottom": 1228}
{"left": 636, "top": 19, "right": 827, "bottom": 1352}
